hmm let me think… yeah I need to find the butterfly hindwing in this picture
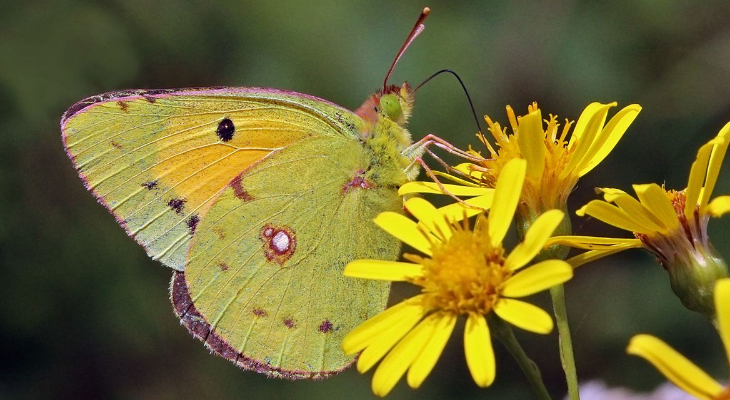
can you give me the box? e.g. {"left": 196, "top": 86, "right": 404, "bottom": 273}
{"left": 172, "top": 134, "right": 402, "bottom": 378}
{"left": 61, "top": 88, "right": 363, "bottom": 270}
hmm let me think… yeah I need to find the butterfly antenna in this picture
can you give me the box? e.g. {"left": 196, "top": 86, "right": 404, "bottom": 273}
{"left": 383, "top": 7, "right": 431, "bottom": 92}
{"left": 415, "top": 69, "right": 484, "bottom": 134}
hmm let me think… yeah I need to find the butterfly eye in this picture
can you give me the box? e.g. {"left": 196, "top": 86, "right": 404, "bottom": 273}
{"left": 379, "top": 94, "right": 403, "bottom": 122}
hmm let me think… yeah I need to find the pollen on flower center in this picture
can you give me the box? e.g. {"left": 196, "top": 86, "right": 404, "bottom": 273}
{"left": 405, "top": 222, "right": 509, "bottom": 315}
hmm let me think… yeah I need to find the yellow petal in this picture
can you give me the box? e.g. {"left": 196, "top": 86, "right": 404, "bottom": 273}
{"left": 374, "top": 212, "right": 432, "bottom": 256}
{"left": 464, "top": 314, "right": 495, "bottom": 387}
{"left": 489, "top": 158, "right": 526, "bottom": 247}
{"left": 342, "top": 295, "right": 426, "bottom": 354}
{"left": 714, "top": 279, "right": 730, "bottom": 368}
{"left": 569, "top": 102, "right": 605, "bottom": 146}
{"left": 545, "top": 235, "right": 642, "bottom": 250}
{"left": 407, "top": 313, "right": 456, "bottom": 389}
{"left": 357, "top": 306, "right": 425, "bottom": 373}
{"left": 561, "top": 103, "right": 614, "bottom": 180}
{"left": 577, "top": 200, "right": 654, "bottom": 234}
{"left": 433, "top": 170, "right": 483, "bottom": 186}
{"left": 406, "top": 197, "right": 451, "bottom": 240}
{"left": 576, "top": 104, "right": 641, "bottom": 177}
{"left": 502, "top": 260, "right": 573, "bottom": 297}
{"left": 627, "top": 334, "right": 723, "bottom": 400}
{"left": 398, "top": 181, "right": 489, "bottom": 196}
{"left": 371, "top": 314, "right": 440, "bottom": 397}
{"left": 505, "top": 209, "right": 564, "bottom": 271}
{"left": 565, "top": 246, "right": 635, "bottom": 268}
{"left": 494, "top": 299, "right": 553, "bottom": 334}
{"left": 344, "top": 260, "right": 423, "bottom": 281}
{"left": 706, "top": 195, "right": 730, "bottom": 217}
{"left": 686, "top": 141, "right": 715, "bottom": 220}
{"left": 606, "top": 191, "right": 668, "bottom": 233}
{"left": 517, "top": 108, "right": 546, "bottom": 182}
{"left": 633, "top": 184, "right": 679, "bottom": 231}
{"left": 438, "top": 193, "right": 494, "bottom": 222}
{"left": 701, "top": 121, "right": 730, "bottom": 210}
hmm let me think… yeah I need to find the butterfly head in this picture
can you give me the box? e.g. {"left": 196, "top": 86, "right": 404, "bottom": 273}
{"left": 356, "top": 83, "right": 414, "bottom": 127}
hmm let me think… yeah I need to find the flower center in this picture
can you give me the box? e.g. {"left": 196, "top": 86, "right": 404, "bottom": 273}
{"left": 405, "top": 223, "right": 509, "bottom": 315}
{"left": 634, "top": 189, "right": 710, "bottom": 269}
{"left": 466, "top": 103, "right": 579, "bottom": 211}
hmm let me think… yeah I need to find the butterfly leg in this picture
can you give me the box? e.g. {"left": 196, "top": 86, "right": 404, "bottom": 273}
{"left": 404, "top": 133, "right": 486, "bottom": 163}
{"left": 404, "top": 155, "right": 487, "bottom": 212}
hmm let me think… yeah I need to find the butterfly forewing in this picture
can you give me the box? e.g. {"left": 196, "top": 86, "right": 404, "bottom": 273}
{"left": 61, "top": 88, "right": 361, "bottom": 270}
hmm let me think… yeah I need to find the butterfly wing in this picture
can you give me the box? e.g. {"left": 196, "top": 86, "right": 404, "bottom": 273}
{"left": 63, "top": 87, "right": 404, "bottom": 378}
{"left": 171, "top": 129, "right": 402, "bottom": 378}
{"left": 61, "top": 88, "right": 366, "bottom": 270}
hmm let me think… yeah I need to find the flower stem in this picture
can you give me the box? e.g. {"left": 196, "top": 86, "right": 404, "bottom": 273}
{"left": 550, "top": 284, "right": 580, "bottom": 400}
{"left": 490, "top": 316, "right": 552, "bottom": 400}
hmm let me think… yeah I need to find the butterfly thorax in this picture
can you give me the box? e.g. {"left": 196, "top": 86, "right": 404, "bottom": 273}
{"left": 356, "top": 83, "right": 421, "bottom": 187}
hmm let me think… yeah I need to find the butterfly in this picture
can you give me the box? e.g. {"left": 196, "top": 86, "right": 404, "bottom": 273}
{"left": 61, "top": 8, "right": 441, "bottom": 379}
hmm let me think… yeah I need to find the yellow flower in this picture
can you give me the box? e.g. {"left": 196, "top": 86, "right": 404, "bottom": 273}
{"left": 627, "top": 278, "right": 730, "bottom": 400}
{"left": 342, "top": 159, "right": 573, "bottom": 396}
{"left": 548, "top": 122, "right": 730, "bottom": 317}
{"left": 401, "top": 102, "right": 641, "bottom": 217}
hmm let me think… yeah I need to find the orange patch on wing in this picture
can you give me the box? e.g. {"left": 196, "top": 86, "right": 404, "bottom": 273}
{"left": 152, "top": 146, "right": 271, "bottom": 209}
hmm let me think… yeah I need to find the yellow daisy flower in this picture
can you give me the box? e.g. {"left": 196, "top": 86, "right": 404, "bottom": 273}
{"left": 627, "top": 278, "right": 730, "bottom": 400}
{"left": 548, "top": 122, "right": 730, "bottom": 317}
{"left": 342, "top": 159, "right": 573, "bottom": 397}
{"left": 401, "top": 102, "right": 641, "bottom": 225}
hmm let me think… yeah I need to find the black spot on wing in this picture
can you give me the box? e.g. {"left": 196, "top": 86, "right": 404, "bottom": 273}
{"left": 141, "top": 180, "right": 158, "bottom": 190}
{"left": 217, "top": 118, "right": 235, "bottom": 142}
{"left": 167, "top": 198, "right": 187, "bottom": 214}
{"left": 187, "top": 214, "right": 200, "bottom": 234}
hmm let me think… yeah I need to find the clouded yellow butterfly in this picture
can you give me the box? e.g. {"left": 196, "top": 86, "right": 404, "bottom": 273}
{"left": 61, "top": 8, "right": 432, "bottom": 379}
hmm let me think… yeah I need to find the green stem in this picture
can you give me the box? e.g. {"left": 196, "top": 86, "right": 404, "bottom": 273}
{"left": 550, "top": 284, "right": 579, "bottom": 400}
{"left": 490, "top": 316, "right": 552, "bottom": 400}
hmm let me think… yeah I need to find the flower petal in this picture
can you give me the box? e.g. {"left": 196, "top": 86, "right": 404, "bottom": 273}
{"left": 576, "top": 104, "right": 641, "bottom": 177}
{"left": 686, "top": 140, "right": 715, "bottom": 219}
{"left": 407, "top": 313, "right": 456, "bottom": 389}
{"left": 374, "top": 212, "right": 432, "bottom": 256}
{"left": 371, "top": 313, "right": 440, "bottom": 397}
{"left": 494, "top": 299, "right": 553, "bottom": 334}
{"left": 706, "top": 195, "right": 730, "bottom": 217}
{"left": 505, "top": 209, "right": 564, "bottom": 271}
{"left": 714, "top": 279, "right": 730, "bottom": 368}
{"left": 627, "top": 334, "right": 723, "bottom": 400}
{"left": 502, "top": 260, "right": 573, "bottom": 297}
{"left": 464, "top": 313, "right": 495, "bottom": 387}
{"left": 565, "top": 246, "right": 635, "bottom": 268}
{"left": 701, "top": 121, "right": 730, "bottom": 210}
{"left": 357, "top": 306, "right": 425, "bottom": 373}
{"left": 633, "top": 184, "right": 679, "bottom": 231}
{"left": 605, "top": 190, "right": 668, "bottom": 233}
{"left": 569, "top": 102, "right": 606, "bottom": 146}
{"left": 342, "top": 295, "right": 426, "bottom": 354}
{"left": 489, "top": 158, "right": 526, "bottom": 247}
{"left": 545, "top": 235, "right": 642, "bottom": 250}
{"left": 517, "top": 108, "right": 546, "bottom": 182}
{"left": 577, "top": 200, "right": 654, "bottom": 234}
{"left": 438, "top": 193, "right": 494, "bottom": 222}
{"left": 561, "top": 103, "right": 614, "bottom": 180}
{"left": 406, "top": 197, "right": 452, "bottom": 240}
{"left": 398, "top": 181, "right": 490, "bottom": 196}
{"left": 344, "top": 260, "right": 423, "bottom": 281}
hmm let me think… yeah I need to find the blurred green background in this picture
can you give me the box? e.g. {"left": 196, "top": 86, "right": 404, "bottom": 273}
{"left": 2, "top": 0, "right": 730, "bottom": 399}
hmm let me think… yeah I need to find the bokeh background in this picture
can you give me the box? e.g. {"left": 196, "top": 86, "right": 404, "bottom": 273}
{"left": 2, "top": 0, "right": 730, "bottom": 399}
